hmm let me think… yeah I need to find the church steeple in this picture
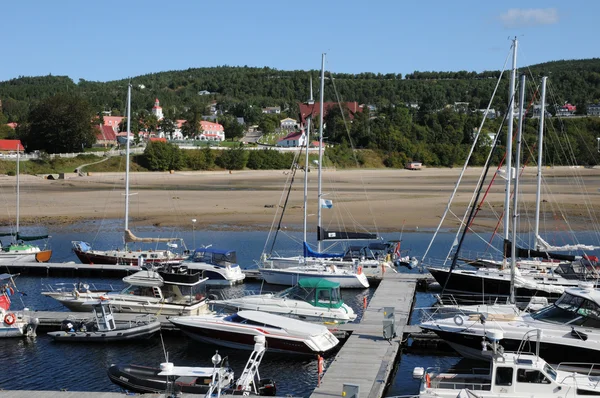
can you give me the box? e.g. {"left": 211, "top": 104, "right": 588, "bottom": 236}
{"left": 152, "top": 98, "right": 164, "bottom": 120}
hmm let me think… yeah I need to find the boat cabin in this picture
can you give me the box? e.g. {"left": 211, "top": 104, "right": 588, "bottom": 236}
{"left": 90, "top": 300, "right": 117, "bottom": 331}
{"left": 530, "top": 286, "right": 600, "bottom": 328}
{"left": 276, "top": 279, "right": 344, "bottom": 309}
{"left": 190, "top": 248, "right": 238, "bottom": 268}
{"left": 120, "top": 271, "right": 208, "bottom": 303}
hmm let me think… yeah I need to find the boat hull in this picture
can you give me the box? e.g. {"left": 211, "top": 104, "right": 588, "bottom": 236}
{"left": 427, "top": 267, "right": 564, "bottom": 300}
{"left": 259, "top": 269, "right": 369, "bottom": 289}
{"left": 426, "top": 327, "right": 600, "bottom": 364}
{"left": 175, "top": 322, "right": 322, "bottom": 355}
{"left": 73, "top": 249, "right": 184, "bottom": 266}
{"left": 47, "top": 321, "right": 161, "bottom": 342}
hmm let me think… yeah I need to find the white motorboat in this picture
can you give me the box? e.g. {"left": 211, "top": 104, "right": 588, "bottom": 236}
{"left": 47, "top": 298, "right": 160, "bottom": 342}
{"left": 0, "top": 273, "right": 38, "bottom": 338}
{"left": 415, "top": 329, "right": 600, "bottom": 397}
{"left": 420, "top": 286, "right": 600, "bottom": 364}
{"left": 209, "top": 278, "right": 356, "bottom": 324}
{"left": 185, "top": 247, "right": 245, "bottom": 285}
{"left": 42, "top": 269, "right": 211, "bottom": 316}
{"left": 170, "top": 310, "right": 340, "bottom": 355}
{"left": 108, "top": 335, "right": 276, "bottom": 396}
{"left": 259, "top": 263, "right": 369, "bottom": 288}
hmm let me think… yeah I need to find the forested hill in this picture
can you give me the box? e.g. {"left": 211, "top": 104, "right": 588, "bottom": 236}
{"left": 1, "top": 58, "right": 600, "bottom": 123}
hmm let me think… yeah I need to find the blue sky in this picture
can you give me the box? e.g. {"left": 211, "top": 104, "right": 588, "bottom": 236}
{"left": 1, "top": 0, "right": 597, "bottom": 82}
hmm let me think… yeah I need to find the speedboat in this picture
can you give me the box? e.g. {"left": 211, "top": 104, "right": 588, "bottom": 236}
{"left": 419, "top": 286, "right": 600, "bottom": 364}
{"left": 0, "top": 273, "right": 38, "bottom": 338}
{"left": 209, "top": 278, "right": 357, "bottom": 324}
{"left": 108, "top": 335, "right": 276, "bottom": 396}
{"left": 415, "top": 329, "right": 600, "bottom": 397}
{"left": 47, "top": 298, "right": 160, "bottom": 342}
{"left": 42, "top": 269, "right": 211, "bottom": 316}
{"left": 259, "top": 263, "right": 369, "bottom": 288}
{"left": 170, "top": 310, "right": 340, "bottom": 355}
{"left": 185, "top": 248, "right": 246, "bottom": 286}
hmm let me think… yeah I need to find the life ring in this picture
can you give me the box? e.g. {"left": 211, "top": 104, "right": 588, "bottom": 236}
{"left": 357, "top": 266, "right": 363, "bottom": 275}
{"left": 4, "top": 313, "right": 16, "bottom": 325}
{"left": 453, "top": 314, "right": 464, "bottom": 326}
{"left": 425, "top": 373, "right": 431, "bottom": 388}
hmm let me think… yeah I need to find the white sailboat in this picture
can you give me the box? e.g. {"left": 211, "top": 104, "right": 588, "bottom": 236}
{"left": 258, "top": 54, "right": 376, "bottom": 288}
{"left": 0, "top": 145, "right": 52, "bottom": 263}
{"left": 71, "top": 84, "right": 186, "bottom": 266}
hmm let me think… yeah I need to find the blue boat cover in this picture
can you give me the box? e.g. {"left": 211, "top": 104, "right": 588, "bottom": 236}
{"left": 303, "top": 242, "right": 344, "bottom": 258}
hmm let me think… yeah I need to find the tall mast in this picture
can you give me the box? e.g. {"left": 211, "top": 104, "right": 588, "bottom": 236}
{"left": 510, "top": 73, "right": 526, "bottom": 305}
{"left": 303, "top": 77, "right": 314, "bottom": 245}
{"left": 504, "top": 38, "right": 518, "bottom": 255}
{"left": 125, "top": 83, "right": 132, "bottom": 234}
{"left": 317, "top": 53, "right": 325, "bottom": 253}
{"left": 16, "top": 143, "right": 20, "bottom": 238}
{"left": 534, "top": 77, "right": 548, "bottom": 250}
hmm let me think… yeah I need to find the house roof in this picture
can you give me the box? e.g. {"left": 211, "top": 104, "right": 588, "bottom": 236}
{"left": 298, "top": 101, "right": 363, "bottom": 125}
{"left": 562, "top": 104, "right": 577, "bottom": 111}
{"left": 0, "top": 140, "right": 24, "bottom": 151}
{"left": 279, "top": 131, "right": 304, "bottom": 142}
{"left": 149, "top": 137, "right": 166, "bottom": 142}
{"left": 95, "top": 125, "right": 117, "bottom": 141}
{"left": 103, "top": 116, "right": 124, "bottom": 128}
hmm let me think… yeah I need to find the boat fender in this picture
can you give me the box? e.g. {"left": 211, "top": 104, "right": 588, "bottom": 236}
{"left": 195, "top": 294, "right": 205, "bottom": 301}
{"left": 425, "top": 373, "right": 431, "bottom": 388}
{"left": 4, "top": 313, "right": 16, "bottom": 325}
{"left": 453, "top": 315, "right": 464, "bottom": 326}
{"left": 357, "top": 266, "right": 363, "bottom": 275}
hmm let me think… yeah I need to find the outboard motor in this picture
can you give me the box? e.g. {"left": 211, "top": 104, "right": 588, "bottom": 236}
{"left": 258, "top": 379, "right": 276, "bottom": 396}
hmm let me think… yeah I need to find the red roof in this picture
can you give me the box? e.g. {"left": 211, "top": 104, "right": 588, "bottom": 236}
{"left": 562, "top": 104, "right": 577, "bottom": 112}
{"left": 95, "top": 125, "right": 117, "bottom": 141}
{"left": 153, "top": 98, "right": 161, "bottom": 109}
{"left": 0, "top": 140, "right": 24, "bottom": 151}
{"left": 298, "top": 102, "right": 363, "bottom": 126}
{"left": 279, "top": 131, "right": 304, "bottom": 142}
{"left": 149, "top": 137, "right": 166, "bottom": 142}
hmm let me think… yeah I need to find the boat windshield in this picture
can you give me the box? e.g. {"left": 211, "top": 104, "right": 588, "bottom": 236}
{"left": 532, "top": 292, "right": 600, "bottom": 327}
{"left": 275, "top": 284, "right": 344, "bottom": 309}
{"left": 543, "top": 364, "right": 557, "bottom": 381}
{"left": 224, "top": 313, "right": 281, "bottom": 329}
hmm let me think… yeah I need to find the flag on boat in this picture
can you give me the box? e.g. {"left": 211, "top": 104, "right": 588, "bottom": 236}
{"left": 320, "top": 199, "right": 333, "bottom": 209}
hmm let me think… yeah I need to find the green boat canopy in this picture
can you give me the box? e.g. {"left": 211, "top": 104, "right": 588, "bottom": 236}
{"left": 297, "top": 279, "right": 340, "bottom": 289}
{"left": 277, "top": 278, "right": 344, "bottom": 309}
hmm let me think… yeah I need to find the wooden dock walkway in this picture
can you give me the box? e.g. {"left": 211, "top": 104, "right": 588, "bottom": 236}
{"left": 310, "top": 272, "right": 418, "bottom": 398}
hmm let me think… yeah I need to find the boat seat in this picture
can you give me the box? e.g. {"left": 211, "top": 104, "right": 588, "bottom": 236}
{"left": 468, "top": 313, "right": 516, "bottom": 322}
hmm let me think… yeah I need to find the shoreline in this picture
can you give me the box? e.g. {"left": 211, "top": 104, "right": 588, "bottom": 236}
{"left": 1, "top": 167, "right": 599, "bottom": 233}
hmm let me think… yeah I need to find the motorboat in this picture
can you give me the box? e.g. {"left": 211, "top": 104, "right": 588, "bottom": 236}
{"left": 47, "top": 298, "right": 160, "bottom": 342}
{"left": 0, "top": 273, "right": 38, "bottom": 338}
{"left": 259, "top": 263, "right": 369, "bottom": 289}
{"left": 419, "top": 285, "right": 600, "bottom": 364}
{"left": 108, "top": 336, "right": 276, "bottom": 396}
{"left": 415, "top": 329, "right": 600, "bottom": 397}
{"left": 185, "top": 248, "right": 246, "bottom": 286}
{"left": 42, "top": 269, "right": 211, "bottom": 316}
{"left": 209, "top": 278, "right": 357, "bottom": 324}
{"left": 170, "top": 310, "right": 340, "bottom": 355}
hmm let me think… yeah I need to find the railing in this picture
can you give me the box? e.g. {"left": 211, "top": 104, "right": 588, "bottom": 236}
{"left": 42, "top": 282, "right": 118, "bottom": 294}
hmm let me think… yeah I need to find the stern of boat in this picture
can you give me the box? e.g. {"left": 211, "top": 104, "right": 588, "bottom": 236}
{"left": 35, "top": 250, "right": 52, "bottom": 263}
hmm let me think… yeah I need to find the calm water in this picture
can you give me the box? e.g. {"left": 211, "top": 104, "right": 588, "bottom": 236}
{"left": 4, "top": 224, "right": 599, "bottom": 397}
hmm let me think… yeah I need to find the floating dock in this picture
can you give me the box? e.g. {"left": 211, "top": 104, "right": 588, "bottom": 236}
{"left": 2, "top": 262, "right": 141, "bottom": 277}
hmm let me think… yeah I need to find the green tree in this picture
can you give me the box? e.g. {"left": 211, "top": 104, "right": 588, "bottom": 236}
{"left": 142, "top": 141, "right": 185, "bottom": 171}
{"left": 181, "top": 102, "right": 203, "bottom": 138}
{"left": 215, "top": 144, "right": 248, "bottom": 170}
{"left": 159, "top": 118, "right": 177, "bottom": 138}
{"left": 18, "top": 93, "right": 96, "bottom": 153}
{"left": 220, "top": 115, "right": 245, "bottom": 141}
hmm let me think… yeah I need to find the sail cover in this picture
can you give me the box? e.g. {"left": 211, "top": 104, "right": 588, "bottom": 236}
{"left": 0, "top": 232, "right": 49, "bottom": 241}
{"left": 303, "top": 242, "right": 344, "bottom": 258}
{"left": 318, "top": 227, "right": 377, "bottom": 241}
{"left": 503, "top": 239, "right": 577, "bottom": 262}
{"left": 124, "top": 229, "right": 178, "bottom": 244}
{"left": 536, "top": 236, "right": 600, "bottom": 252}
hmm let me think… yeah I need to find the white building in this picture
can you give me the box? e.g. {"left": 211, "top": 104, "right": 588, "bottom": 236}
{"left": 277, "top": 131, "right": 306, "bottom": 147}
{"left": 152, "top": 98, "right": 164, "bottom": 120}
{"left": 280, "top": 117, "right": 297, "bottom": 130}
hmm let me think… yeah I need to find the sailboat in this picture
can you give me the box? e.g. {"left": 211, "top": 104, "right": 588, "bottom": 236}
{"left": 72, "top": 84, "right": 186, "bottom": 267}
{"left": 258, "top": 54, "right": 371, "bottom": 288}
{"left": 0, "top": 144, "right": 52, "bottom": 263}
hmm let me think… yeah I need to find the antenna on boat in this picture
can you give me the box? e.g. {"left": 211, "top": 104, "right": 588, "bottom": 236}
{"left": 124, "top": 81, "right": 132, "bottom": 250}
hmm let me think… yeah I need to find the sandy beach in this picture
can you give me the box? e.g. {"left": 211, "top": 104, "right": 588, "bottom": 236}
{"left": 1, "top": 167, "right": 599, "bottom": 233}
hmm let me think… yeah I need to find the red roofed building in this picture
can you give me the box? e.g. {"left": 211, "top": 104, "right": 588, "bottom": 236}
{"left": 103, "top": 116, "right": 124, "bottom": 132}
{"left": 277, "top": 131, "right": 306, "bottom": 147}
{"left": 149, "top": 137, "right": 167, "bottom": 143}
{"left": 95, "top": 125, "right": 117, "bottom": 145}
{"left": 298, "top": 102, "right": 363, "bottom": 128}
{"left": 152, "top": 98, "right": 164, "bottom": 120}
{"left": 556, "top": 103, "right": 577, "bottom": 117}
{"left": 0, "top": 139, "right": 25, "bottom": 152}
